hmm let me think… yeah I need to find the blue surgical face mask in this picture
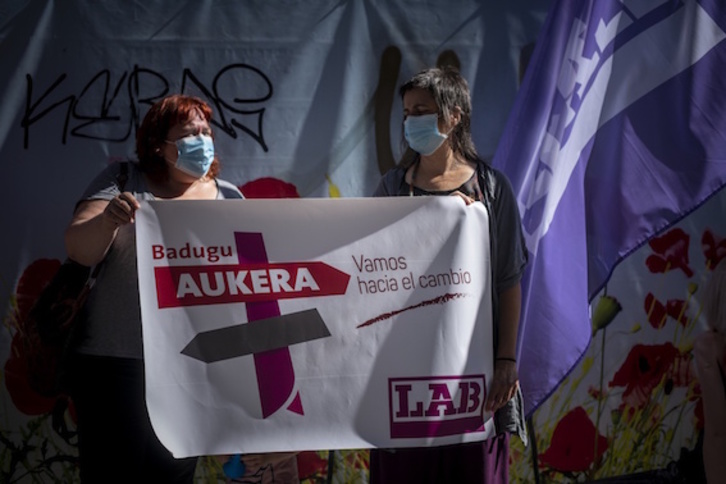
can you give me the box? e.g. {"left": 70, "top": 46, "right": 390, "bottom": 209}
{"left": 404, "top": 113, "right": 448, "bottom": 156}
{"left": 169, "top": 134, "right": 215, "bottom": 178}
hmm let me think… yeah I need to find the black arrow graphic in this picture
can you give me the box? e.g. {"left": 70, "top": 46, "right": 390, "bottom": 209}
{"left": 181, "top": 308, "right": 331, "bottom": 363}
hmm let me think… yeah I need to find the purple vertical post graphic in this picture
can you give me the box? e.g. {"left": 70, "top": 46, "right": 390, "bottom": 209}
{"left": 235, "top": 232, "right": 303, "bottom": 417}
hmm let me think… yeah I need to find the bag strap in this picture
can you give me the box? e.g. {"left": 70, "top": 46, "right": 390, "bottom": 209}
{"left": 117, "top": 161, "right": 129, "bottom": 192}
{"left": 87, "top": 162, "right": 130, "bottom": 280}
{"left": 218, "top": 184, "right": 244, "bottom": 199}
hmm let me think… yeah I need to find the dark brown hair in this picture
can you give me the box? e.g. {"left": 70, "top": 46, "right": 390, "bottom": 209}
{"left": 399, "top": 67, "right": 478, "bottom": 163}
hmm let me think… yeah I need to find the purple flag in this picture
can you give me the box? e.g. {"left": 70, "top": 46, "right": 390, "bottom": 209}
{"left": 492, "top": 0, "right": 726, "bottom": 416}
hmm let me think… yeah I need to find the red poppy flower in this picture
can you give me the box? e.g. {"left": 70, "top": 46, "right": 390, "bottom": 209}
{"left": 296, "top": 451, "right": 328, "bottom": 480}
{"left": 13, "top": 258, "right": 62, "bottom": 330}
{"left": 645, "top": 228, "right": 693, "bottom": 277}
{"left": 609, "top": 343, "right": 679, "bottom": 409}
{"left": 239, "top": 177, "right": 300, "bottom": 199}
{"left": 644, "top": 293, "right": 690, "bottom": 329}
{"left": 4, "top": 333, "right": 58, "bottom": 415}
{"left": 4, "top": 259, "right": 74, "bottom": 417}
{"left": 539, "top": 406, "right": 608, "bottom": 472}
{"left": 702, "top": 228, "right": 726, "bottom": 270}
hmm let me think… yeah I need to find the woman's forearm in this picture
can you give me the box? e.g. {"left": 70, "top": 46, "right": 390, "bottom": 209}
{"left": 497, "top": 283, "right": 521, "bottom": 360}
{"left": 65, "top": 200, "right": 119, "bottom": 266}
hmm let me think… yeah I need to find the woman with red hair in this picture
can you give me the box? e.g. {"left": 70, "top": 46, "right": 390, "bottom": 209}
{"left": 65, "top": 94, "right": 243, "bottom": 483}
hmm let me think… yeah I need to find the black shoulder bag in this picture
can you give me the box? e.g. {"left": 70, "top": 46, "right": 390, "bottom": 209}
{"left": 23, "top": 162, "right": 129, "bottom": 397}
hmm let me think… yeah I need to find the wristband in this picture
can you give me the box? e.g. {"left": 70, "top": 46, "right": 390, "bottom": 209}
{"left": 496, "top": 357, "right": 517, "bottom": 363}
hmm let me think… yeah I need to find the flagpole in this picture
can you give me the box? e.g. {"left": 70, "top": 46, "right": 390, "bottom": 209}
{"left": 326, "top": 450, "right": 335, "bottom": 484}
{"left": 527, "top": 416, "right": 541, "bottom": 484}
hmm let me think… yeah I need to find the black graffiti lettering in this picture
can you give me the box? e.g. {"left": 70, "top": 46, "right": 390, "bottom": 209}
{"left": 127, "top": 65, "right": 171, "bottom": 131}
{"left": 182, "top": 63, "right": 272, "bottom": 152}
{"left": 21, "top": 63, "right": 273, "bottom": 151}
{"left": 22, "top": 73, "right": 75, "bottom": 149}
{"left": 216, "top": 63, "right": 273, "bottom": 104}
{"left": 218, "top": 64, "right": 272, "bottom": 152}
{"left": 70, "top": 70, "right": 131, "bottom": 142}
{"left": 181, "top": 68, "right": 236, "bottom": 138}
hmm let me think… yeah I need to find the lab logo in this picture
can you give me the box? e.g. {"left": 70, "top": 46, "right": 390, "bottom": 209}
{"left": 389, "top": 375, "right": 487, "bottom": 438}
{"left": 154, "top": 231, "right": 350, "bottom": 418}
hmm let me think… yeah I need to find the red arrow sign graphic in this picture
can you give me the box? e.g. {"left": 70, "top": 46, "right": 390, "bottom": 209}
{"left": 155, "top": 261, "right": 350, "bottom": 308}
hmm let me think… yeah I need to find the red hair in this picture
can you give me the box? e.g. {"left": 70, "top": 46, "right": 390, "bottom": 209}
{"left": 136, "top": 94, "right": 220, "bottom": 180}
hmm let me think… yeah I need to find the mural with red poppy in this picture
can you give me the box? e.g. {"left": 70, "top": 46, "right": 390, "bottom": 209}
{"left": 297, "top": 451, "right": 329, "bottom": 481}
{"left": 513, "top": 223, "right": 721, "bottom": 482}
{"left": 702, "top": 228, "right": 726, "bottom": 270}
{"left": 1, "top": 258, "right": 79, "bottom": 481}
{"left": 539, "top": 406, "right": 608, "bottom": 473}
{"left": 240, "top": 177, "right": 301, "bottom": 199}
{"left": 644, "top": 293, "right": 691, "bottom": 329}
{"left": 645, "top": 228, "right": 694, "bottom": 277}
{"left": 609, "top": 343, "right": 679, "bottom": 409}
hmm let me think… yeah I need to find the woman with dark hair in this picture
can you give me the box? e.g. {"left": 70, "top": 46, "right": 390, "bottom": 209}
{"left": 65, "top": 94, "right": 243, "bottom": 483}
{"left": 370, "top": 67, "right": 528, "bottom": 483}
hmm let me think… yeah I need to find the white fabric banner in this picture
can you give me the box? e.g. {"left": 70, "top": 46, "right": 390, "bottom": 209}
{"left": 135, "top": 197, "right": 494, "bottom": 457}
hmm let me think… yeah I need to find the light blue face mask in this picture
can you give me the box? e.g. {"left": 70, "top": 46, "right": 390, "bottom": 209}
{"left": 404, "top": 113, "right": 448, "bottom": 156}
{"left": 171, "top": 134, "right": 215, "bottom": 178}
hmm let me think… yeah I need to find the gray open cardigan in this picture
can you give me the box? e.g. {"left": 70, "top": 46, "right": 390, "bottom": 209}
{"left": 372, "top": 158, "right": 529, "bottom": 445}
